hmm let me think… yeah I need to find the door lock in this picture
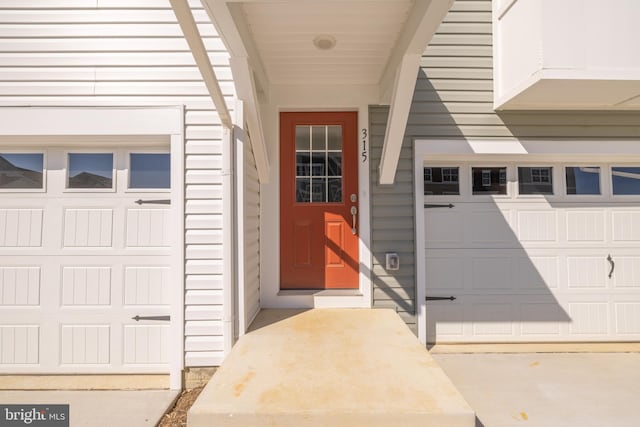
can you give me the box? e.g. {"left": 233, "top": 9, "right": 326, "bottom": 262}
{"left": 350, "top": 206, "right": 358, "bottom": 235}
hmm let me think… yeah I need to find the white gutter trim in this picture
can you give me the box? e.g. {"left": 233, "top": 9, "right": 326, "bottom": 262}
{"left": 222, "top": 126, "right": 236, "bottom": 356}
{"left": 170, "top": 0, "right": 232, "bottom": 129}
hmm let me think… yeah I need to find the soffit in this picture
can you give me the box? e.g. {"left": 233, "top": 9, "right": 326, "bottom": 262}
{"left": 230, "top": 0, "right": 414, "bottom": 86}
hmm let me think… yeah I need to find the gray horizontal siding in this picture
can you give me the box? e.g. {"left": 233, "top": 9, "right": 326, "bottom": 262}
{"left": 0, "top": 0, "right": 232, "bottom": 367}
{"left": 370, "top": 0, "right": 640, "bottom": 336}
{"left": 370, "top": 105, "right": 417, "bottom": 335}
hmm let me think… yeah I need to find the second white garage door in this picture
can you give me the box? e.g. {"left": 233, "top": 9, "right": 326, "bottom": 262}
{"left": 0, "top": 147, "right": 177, "bottom": 373}
{"left": 425, "top": 162, "right": 640, "bottom": 343}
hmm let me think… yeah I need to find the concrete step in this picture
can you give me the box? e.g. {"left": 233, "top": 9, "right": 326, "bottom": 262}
{"left": 188, "top": 308, "right": 474, "bottom": 427}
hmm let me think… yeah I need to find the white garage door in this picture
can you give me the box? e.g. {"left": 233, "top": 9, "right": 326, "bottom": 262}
{"left": 425, "top": 162, "right": 640, "bottom": 343}
{"left": 0, "top": 147, "right": 176, "bottom": 373}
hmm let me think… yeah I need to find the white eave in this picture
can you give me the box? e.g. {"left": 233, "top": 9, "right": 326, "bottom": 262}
{"left": 201, "top": 0, "right": 453, "bottom": 184}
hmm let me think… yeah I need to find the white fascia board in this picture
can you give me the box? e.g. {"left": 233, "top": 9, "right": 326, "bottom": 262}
{"left": 0, "top": 107, "right": 182, "bottom": 135}
{"left": 170, "top": 0, "right": 232, "bottom": 129}
{"left": 378, "top": 53, "right": 421, "bottom": 185}
{"left": 202, "top": 0, "right": 270, "bottom": 99}
{"left": 230, "top": 56, "right": 271, "bottom": 184}
{"left": 379, "top": 0, "right": 455, "bottom": 102}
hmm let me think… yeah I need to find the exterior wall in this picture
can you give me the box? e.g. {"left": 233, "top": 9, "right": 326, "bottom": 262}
{"left": 0, "top": 0, "right": 234, "bottom": 367}
{"left": 242, "top": 135, "right": 261, "bottom": 331}
{"left": 370, "top": 106, "right": 417, "bottom": 334}
{"left": 371, "top": 0, "right": 640, "bottom": 335}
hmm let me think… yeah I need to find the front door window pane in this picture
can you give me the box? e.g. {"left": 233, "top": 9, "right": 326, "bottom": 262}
{"left": 295, "top": 125, "right": 342, "bottom": 203}
{"left": 472, "top": 167, "right": 507, "bottom": 195}
{"left": 424, "top": 167, "right": 459, "bottom": 195}
{"left": 565, "top": 166, "right": 600, "bottom": 195}
{"left": 0, "top": 153, "right": 44, "bottom": 189}
{"left": 612, "top": 167, "right": 640, "bottom": 195}
{"left": 68, "top": 153, "right": 113, "bottom": 189}
{"left": 129, "top": 153, "right": 170, "bottom": 189}
{"left": 518, "top": 167, "right": 553, "bottom": 195}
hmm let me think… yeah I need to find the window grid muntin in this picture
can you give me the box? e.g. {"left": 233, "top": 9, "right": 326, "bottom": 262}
{"left": 295, "top": 125, "right": 342, "bottom": 203}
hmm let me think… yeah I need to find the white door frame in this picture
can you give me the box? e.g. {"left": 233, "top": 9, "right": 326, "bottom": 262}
{"left": 0, "top": 107, "right": 185, "bottom": 390}
{"left": 415, "top": 138, "right": 640, "bottom": 345}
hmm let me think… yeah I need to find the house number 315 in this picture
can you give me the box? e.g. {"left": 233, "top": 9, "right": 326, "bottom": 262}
{"left": 361, "top": 128, "right": 368, "bottom": 163}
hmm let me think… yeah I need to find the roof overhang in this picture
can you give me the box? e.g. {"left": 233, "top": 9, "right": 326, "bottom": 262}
{"left": 201, "top": 0, "right": 453, "bottom": 184}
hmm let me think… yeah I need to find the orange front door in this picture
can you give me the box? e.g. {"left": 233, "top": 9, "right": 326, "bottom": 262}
{"left": 280, "top": 112, "right": 359, "bottom": 289}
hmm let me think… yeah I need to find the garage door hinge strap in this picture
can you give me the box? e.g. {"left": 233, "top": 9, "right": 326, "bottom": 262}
{"left": 135, "top": 199, "right": 171, "bottom": 205}
{"left": 425, "top": 296, "right": 456, "bottom": 301}
{"left": 132, "top": 315, "right": 171, "bottom": 321}
{"left": 424, "top": 203, "right": 454, "bottom": 209}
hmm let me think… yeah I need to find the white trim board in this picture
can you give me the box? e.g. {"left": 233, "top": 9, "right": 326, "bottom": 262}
{"left": 260, "top": 105, "right": 372, "bottom": 309}
{"left": 0, "top": 106, "right": 185, "bottom": 390}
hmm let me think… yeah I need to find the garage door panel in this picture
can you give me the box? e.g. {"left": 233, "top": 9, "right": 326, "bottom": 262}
{"left": 567, "top": 257, "right": 608, "bottom": 289}
{"left": 612, "top": 211, "right": 640, "bottom": 241}
{"left": 0, "top": 209, "right": 43, "bottom": 247}
{"left": 566, "top": 210, "right": 606, "bottom": 242}
{"left": 520, "top": 303, "right": 564, "bottom": 336}
{"left": 517, "top": 211, "right": 558, "bottom": 242}
{"left": 516, "top": 256, "right": 559, "bottom": 290}
{"left": 60, "top": 324, "right": 110, "bottom": 365}
{"left": 61, "top": 266, "right": 111, "bottom": 306}
{"left": 123, "top": 266, "right": 170, "bottom": 306}
{"left": 0, "top": 325, "right": 39, "bottom": 365}
{"left": 0, "top": 266, "right": 40, "bottom": 306}
{"left": 425, "top": 210, "right": 464, "bottom": 246}
{"left": 613, "top": 256, "right": 640, "bottom": 287}
{"left": 470, "top": 209, "right": 515, "bottom": 246}
{"left": 615, "top": 303, "right": 640, "bottom": 334}
{"left": 568, "top": 302, "right": 609, "bottom": 335}
{"left": 63, "top": 208, "right": 113, "bottom": 247}
{"left": 425, "top": 256, "right": 464, "bottom": 291}
{"left": 123, "top": 324, "right": 169, "bottom": 365}
{"left": 126, "top": 208, "right": 170, "bottom": 247}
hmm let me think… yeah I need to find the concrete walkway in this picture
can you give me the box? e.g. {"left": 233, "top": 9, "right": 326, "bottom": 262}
{"left": 189, "top": 309, "right": 474, "bottom": 427}
{"left": 432, "top": 352, "right": 640, "bottom": 427}
{"left": 0, "top": 390, "right": 178, "bottom": 427}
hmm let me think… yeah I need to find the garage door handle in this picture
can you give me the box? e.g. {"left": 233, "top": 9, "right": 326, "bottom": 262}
{"left": 426, "top": 296, "right": 456, "bottom": 301}
{"left": 132, "top": 315, "right": 170, "bottom": 321}
{"left": 424, "top": 203, "right": 454, "bottom": 209}
{"left": 607, "top": 254, "right": 615, "bottom": 279}
{"left": 135, "top": 199, "right": 170, "bottom": 205}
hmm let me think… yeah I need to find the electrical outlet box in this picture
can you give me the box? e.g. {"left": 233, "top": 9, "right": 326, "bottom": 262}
{"left": 386, "top": 253, "right": 399, "bottom": 270}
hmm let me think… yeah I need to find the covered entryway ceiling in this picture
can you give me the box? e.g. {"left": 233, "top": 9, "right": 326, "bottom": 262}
{"left": 200, "top": 0, "right": 454, "bottom": 184}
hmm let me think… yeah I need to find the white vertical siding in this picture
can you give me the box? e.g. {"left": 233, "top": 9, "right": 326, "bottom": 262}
{"left": 243, "top": 135, "right": 261, "bottom": 329}
{"left": 0, "top": 0, "right": 233, "bottom": 367}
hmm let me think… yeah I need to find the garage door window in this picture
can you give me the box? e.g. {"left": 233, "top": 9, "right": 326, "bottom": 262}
{"left": 424, "top": 167, "right": 459, "bottom": 195}
{"left": 518, "top": 167, "right": 553, "bottom": 195}
{"left": 129, "top": 153, "right": 170, "bottom": 189}
{"left": 472, "top": 167, "right": 507, "bottom": 195}
{"left": 565, "top": 166, "right": 600, "bottom": 195}
{"left": 0, "top": 153, "right": 44, "bottom": 190}
{"left": 612, "top": 166, "right": 640, "bottom": 195}
{"left": 67, "top": 153, "right": 114, "bottom": 189}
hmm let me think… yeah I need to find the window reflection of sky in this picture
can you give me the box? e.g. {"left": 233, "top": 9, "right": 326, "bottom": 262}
{"left": 612, "top": 167, "right": 640, "bottom": 195}
{"left": 566, "top": 166, "right": 600, "bottom": 195}
{"left": 0, "top": 153, "right": 43, "bottom": 172}
{"left": 130, "top": 153, "right": 170, "bottom": 189}
{"left": 68, "top": 153, "right": 113, "bottom": 179}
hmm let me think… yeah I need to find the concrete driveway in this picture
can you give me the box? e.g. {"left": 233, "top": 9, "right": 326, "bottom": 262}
{"left": 432, "top": 353, "right": 640, "bottom": 427}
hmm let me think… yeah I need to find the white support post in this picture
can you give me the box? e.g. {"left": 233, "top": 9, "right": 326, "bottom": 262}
{"left": 222, "top": 126, "right": 236, "bottom": 356}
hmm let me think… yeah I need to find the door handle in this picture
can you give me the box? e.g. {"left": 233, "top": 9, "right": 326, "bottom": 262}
{"left": 607, "top": 254, "right": 615, "bottom": 279}
{"left": 350, "top": 206, "right": 357, "bottom": 235}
